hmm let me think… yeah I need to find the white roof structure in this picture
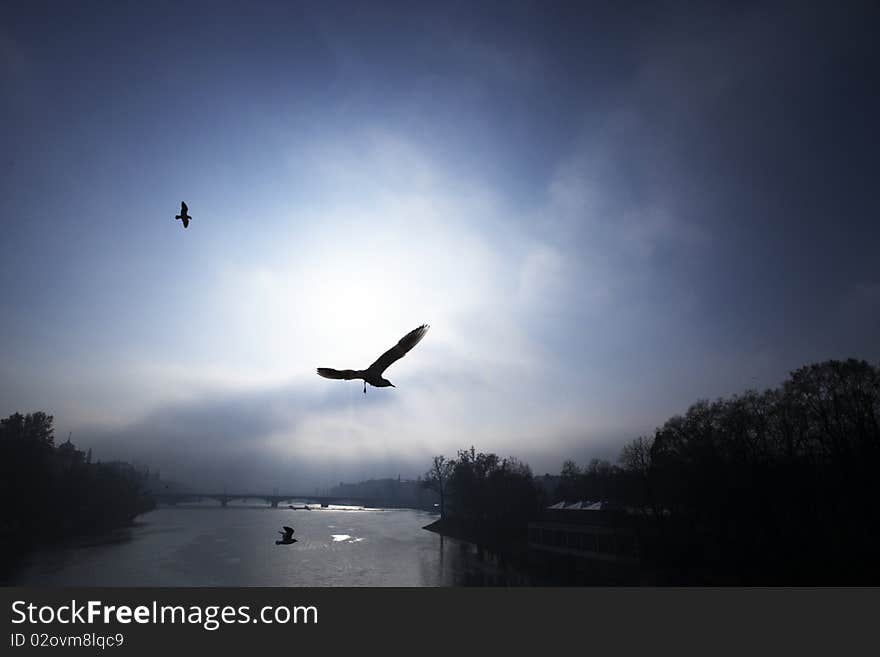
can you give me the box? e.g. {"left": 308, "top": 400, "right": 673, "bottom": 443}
{"left": 547, "top": 500, "right": 607, "bottom": 511}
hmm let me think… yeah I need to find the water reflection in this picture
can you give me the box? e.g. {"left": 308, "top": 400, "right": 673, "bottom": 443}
{"left": 7, "top": 506, "right": 539, "bottom": 586}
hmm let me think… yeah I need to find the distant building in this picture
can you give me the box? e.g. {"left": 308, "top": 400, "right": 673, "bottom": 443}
{"left": 528, "top": 501, "right": 641, "bottom": 566}
{"left": 56, "top": 434, "right": 85, "bottom": 470}
{"left": 327, "top": 477, "right": 438, "bottom": 510}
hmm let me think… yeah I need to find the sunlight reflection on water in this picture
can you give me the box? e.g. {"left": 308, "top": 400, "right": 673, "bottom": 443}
{"left": 9, "top": 506, "right": 539, "bottom": 586}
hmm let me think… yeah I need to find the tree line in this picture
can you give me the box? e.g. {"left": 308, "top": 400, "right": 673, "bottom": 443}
{"left": 424, "top": 359, "right": 880, "bottom": 583}
{"left": 0, "top": 411, "right": 155, "bottom": 570}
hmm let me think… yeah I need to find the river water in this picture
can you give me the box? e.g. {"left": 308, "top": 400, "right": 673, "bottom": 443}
{"left": 8, "top": 504, "right": 537, "bottom": 586}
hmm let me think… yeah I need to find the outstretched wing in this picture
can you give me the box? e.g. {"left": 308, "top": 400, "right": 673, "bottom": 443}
{"left": 181, "top": 201, "right": 188, "bottom": 214}
{"left": 368, "top": 324, "right": 429, "bottom": 375}
{"left": 182, "top": 216, "right": 189, "bottom": 228}
{"left": 317, "top": 368, "right": 359, "bottom": 380}
{"left": 282, "top": 526, "right": 295, "bottom": 538}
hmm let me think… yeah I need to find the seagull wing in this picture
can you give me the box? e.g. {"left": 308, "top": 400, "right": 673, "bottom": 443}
{"left": 282, "top": 526, "right": 295, "bottom": 538}
{"left": 182, "top": 216, "right": 189, "bottom": 229}
{"left": 181, "top": 201, "right": 188, "bottom": 214}
{"left": 317, "top": 368, "right": 360, "bottom": 380}
{"left": 368, "top": 324, "right": 429, "bottom": 375}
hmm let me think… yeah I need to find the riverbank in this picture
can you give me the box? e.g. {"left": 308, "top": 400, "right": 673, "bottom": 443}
{"left": 423, "top": 516, "right": 657, "bottom": 585}
{"left": 422, "top": 517, "right": 530, "bottom": 558}
{"left": 0, "top": 501, "right": 155, "bottom": 584}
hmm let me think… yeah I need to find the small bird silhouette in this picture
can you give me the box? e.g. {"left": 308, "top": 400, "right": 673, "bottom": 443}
{"left": 318, "top": 324, "right": 429, "bottom": 394}
{"left": 175, "top": 201, "right": 192, "bottom": 228}
{"left": 276, "top": 526, "right": 297, "bottom": 545}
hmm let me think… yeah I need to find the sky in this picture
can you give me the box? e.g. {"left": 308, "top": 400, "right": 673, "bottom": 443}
{"left": 1, "top": 1, "right": 878, "bottom": 491}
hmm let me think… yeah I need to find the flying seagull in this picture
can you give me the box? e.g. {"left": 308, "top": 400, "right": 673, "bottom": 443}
{"left": 175, "top": 201, "right": 192, "bottom": 228}
{"left": 276, "top": 526, "right": 297, "bottom": 545}
{"left": 317, "top": 324, "right": 429, "bottom": 394}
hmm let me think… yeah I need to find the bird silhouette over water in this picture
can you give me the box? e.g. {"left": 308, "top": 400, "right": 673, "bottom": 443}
{"left": 318, "top": 324, "right": 429, "bottom": 394}
{"left": 276, "top": 526, "right": 297, "bottom": 545}
{"left": 175, "top": 201, "right": 192, "bottom": 228}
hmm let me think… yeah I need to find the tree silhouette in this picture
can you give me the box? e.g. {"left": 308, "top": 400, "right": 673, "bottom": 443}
{"left": 616, "top": 358, "right": 880, "bottom": 583}
{"left": 418, "top": 359, "right": 880, "bottom": 583}
{"left": 1, "top": 411, "right": 156, "bottom": 571}
{"left": 423, "top": 455, "right": 455, "bottom": 518}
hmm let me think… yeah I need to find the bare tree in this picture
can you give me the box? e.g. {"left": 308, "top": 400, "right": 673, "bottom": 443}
{"left": 620, "top": 436, "right": 653, "bottom": 477}
{"left": 423, "top": 455, "right": 455, "bottom": 518}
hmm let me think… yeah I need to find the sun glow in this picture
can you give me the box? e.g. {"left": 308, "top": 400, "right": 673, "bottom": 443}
{"left": 212, "top": 203, "right": 493, "bottom": 387}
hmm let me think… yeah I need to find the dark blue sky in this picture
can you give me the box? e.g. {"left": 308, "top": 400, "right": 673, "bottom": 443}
{"left": 1, "top": 1, "right": 878, "bottom": 488}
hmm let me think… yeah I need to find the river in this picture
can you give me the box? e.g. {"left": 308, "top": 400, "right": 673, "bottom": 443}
{"left": 8, "top": 504, "right": 538, "bottom": 586}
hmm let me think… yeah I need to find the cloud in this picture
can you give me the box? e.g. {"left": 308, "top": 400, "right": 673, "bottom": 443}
{"left": 60, "top": 104, "right": 749, "bottom": 491}
{"left": 10, "top": 2, "right": 877, "bottom": 493}
{"left": 60, "top": 126, "right": 671, "bottom": 489}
